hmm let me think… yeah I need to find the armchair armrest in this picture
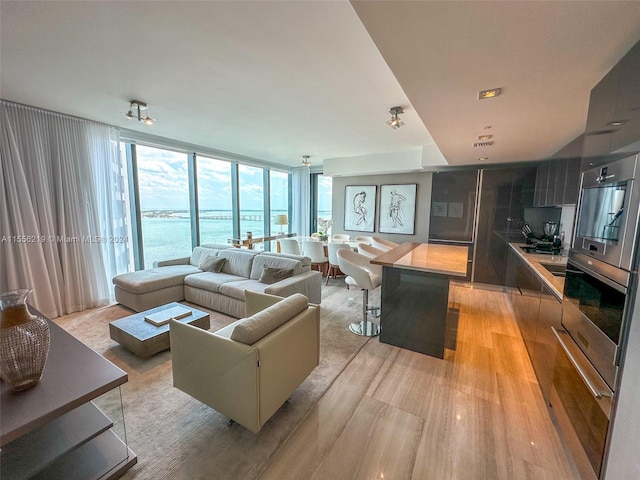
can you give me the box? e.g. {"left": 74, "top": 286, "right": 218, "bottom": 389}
{"left": 154, "top": 256, "right": 191, "bottom": 267}
{"left": 244, "top": 290, "right": 284, "bottom": 317}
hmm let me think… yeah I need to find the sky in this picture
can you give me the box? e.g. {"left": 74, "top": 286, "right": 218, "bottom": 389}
{"left": 134, "top": 144, "right": 296, "bottom": 211}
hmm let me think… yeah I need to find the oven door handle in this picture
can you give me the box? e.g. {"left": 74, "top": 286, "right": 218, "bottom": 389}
{"left": 552, "top": 327, "right": 613, "bottom": 399}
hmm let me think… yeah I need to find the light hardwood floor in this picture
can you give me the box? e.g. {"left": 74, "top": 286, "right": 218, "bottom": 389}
{"left": 258, "top": 281, "right": 578, "bottom": 480}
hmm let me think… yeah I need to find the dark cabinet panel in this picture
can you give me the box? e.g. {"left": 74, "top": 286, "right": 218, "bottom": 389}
{"left": 562, "top": 158, "right": 582, "bottom": 205}
{"left": 534, "top": 158, "right": 581, "bottom": 206}
{"left": 531, "top": 285, "right": 563, "bottom": 403}
{"left": 582, "top": 40, "right": 640, "bottom": 170}
{"left": 582, "top": 62, "right": 622, "bottom": 169}
{"left": 429, "top": 170, "right": 478, "bottom": 243}
{"left": 611, "top": 41, "right": 640, "bottom": 154}
{"left": 474, "top": 167, "right": 536, "bottom": 286}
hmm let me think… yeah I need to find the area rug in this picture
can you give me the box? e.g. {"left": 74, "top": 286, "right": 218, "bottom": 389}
{"left": 54, "top": 300, "right": 370, "bottom": 480}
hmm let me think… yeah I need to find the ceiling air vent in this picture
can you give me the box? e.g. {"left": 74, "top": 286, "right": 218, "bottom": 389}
{"left": 473, "top": 140, "right": 494, "bottom": 148}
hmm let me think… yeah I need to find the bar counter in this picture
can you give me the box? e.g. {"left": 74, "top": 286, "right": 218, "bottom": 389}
{"left": 371, "top": 242, "right": 468, "bottom": 358}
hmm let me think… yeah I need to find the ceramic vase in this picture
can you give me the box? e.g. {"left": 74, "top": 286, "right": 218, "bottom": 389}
{"left": 0, "top": 289, "right": 50, "bottom": 391}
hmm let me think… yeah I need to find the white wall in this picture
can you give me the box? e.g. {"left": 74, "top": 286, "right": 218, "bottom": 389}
{"left": 331, "top": 172, "right": 433, "bottom": 243}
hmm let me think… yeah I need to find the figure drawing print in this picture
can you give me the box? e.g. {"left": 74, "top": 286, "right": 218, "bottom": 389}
{"left": 353, "top": 190, "right": 368, "bottom": 226}
{"left": 379, "top": 184, "right": 416, "bottom": 234}
{"left": 387, "top": 189, "right": 406, "bottom": 227}
{"left": 344, "top": 185, "right": 375, "bottom": 232}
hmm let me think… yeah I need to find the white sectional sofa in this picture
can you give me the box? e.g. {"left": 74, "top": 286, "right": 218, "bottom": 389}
{"left": 113, "top": 245, "right": 322, "bottom": 317}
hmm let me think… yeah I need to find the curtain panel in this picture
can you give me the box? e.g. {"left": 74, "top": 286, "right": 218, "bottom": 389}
{"left": 0, "top": 101, "right": 129, "bottom": 318}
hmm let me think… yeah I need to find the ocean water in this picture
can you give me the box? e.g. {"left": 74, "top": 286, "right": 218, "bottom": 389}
{"left": 140, "top": 210, "right": 331, "bottom": 268}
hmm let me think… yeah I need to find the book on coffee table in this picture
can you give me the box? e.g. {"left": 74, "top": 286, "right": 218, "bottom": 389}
{"left": 144, "top": 305, "right": 192, "bottom": 326}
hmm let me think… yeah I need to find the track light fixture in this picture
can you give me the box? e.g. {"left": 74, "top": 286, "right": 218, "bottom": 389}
{"left": 387, "top": 106, "right": 405, "bottom": 129}
{"left": 124, "top": 100, "right": 156, "bottom": 125}
{"left": 301, "top": 155, "right": 311, "bottom": 167}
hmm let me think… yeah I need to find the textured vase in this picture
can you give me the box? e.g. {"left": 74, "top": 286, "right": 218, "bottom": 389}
{"left": 0, "top": 289, "right": 50, "bottom": 391}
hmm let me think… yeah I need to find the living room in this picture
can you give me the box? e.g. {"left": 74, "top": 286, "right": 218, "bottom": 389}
{"left": 3, "top": 2, "right": 640, "bottom": 480}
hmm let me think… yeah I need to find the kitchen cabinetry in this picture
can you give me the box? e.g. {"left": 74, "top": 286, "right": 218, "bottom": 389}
{"left": 506, "top": 247, "right": 563, "bottom": 403}
{"left": 0, "top": 311, "right": 136, "bottom": 479}
{"left": 534, "top": 158, "right": 581, "bottom": 206}
{"left": 582, "top": 40, "right": 640, "bottom": 170}
{"left": 531, "top": 285, "right": 562, "bottom": 402}
{"left": 474, "top": 167, "right": 536, "bottom": 286}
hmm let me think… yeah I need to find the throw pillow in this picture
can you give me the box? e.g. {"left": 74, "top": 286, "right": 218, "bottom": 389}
{"left": 200, "top": 256, "right": 226, "bottom": 273}
{"left": 259, "top": 265, "right": 294, "bottom": 284}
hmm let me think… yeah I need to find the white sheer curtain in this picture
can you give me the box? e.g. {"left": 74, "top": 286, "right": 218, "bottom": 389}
{"left": 1, "top": 101, "right": 129, "bottom": 318}
{"left": 292, "top": 166, "right": 310, "bottom": 237}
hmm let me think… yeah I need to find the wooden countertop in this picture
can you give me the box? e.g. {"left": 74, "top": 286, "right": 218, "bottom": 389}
{"left": 371, "top": 242, "right": 468, "bottom": 277}
{"left": 509, "top": 243, "right": 567, "bottom": 300}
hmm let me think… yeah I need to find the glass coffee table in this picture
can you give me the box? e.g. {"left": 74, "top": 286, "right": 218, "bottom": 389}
{"left": 109, "top": 302, "right": 210, "bottom": 357}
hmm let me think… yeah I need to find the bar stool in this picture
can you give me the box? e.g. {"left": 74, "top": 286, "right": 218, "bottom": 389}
{"left": 337, "top": 249, "right": 381, "bottom": 337}
{"left": 371, "top": 236, "right": 398, "bottom": 251}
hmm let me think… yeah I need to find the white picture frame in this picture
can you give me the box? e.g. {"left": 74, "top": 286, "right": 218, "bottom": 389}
{"left": 379, "top": 184, "right": 417, "bottom": 235}
{"left": 344, "top": 185, "right": 376, "bottom": 232}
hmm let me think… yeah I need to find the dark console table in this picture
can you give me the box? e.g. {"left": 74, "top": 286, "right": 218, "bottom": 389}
{"left": 1, "top": 309, "right": 137, "bottom": 479}
{"left": 371, "top": 242, "right": 468, "bottom": 358}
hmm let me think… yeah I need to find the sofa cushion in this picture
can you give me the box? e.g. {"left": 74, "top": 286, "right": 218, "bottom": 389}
{"left": 190, "top": 246, "right": 221, "bottom": 267}
{"left": 260, "top": 252, "right": 311, "bottom": 271}
{"left": 230, "top": 293, "right": 309, "bottom": 345}
{"left": 113, "top": 265, "right": 201, "bottom": 294}
{"left": 259, "top": 266, "right": 294, "bottom": 284}
{"left": 184, "top": 272, "right": 247, "bottom": 292}
{"left": 217, "top": 249, "right": 258, "bottom": 278}
{"left": 218, "top": 279, "right": 268, "bottom": 300}
{"left": 200, "top": 256, "right": 226, "bottom": 273}
{"left": 250, "top": 255, "right": 302, "bottom": 280}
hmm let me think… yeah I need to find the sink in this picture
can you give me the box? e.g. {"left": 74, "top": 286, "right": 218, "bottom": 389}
{"left": 540, "top": 263, "right": 566, "bottom": 277}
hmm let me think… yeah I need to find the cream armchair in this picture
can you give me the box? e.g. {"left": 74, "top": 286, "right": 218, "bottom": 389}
{"left": 171, "top": 291, "right": 320, "bottom": 433}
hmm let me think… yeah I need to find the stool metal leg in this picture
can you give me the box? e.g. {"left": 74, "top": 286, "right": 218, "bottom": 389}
{"left": 349, "top": 289, "right": 380, "bottom": 337}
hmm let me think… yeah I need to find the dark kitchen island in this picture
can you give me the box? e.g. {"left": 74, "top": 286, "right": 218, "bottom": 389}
{"left": 371, "top": 242, "right": 468, "bottom": 358}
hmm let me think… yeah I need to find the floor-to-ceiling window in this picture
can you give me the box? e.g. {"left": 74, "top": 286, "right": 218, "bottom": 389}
{"left": 313, "top": 173, "right": 333, "bottom": 235}
{"left": 122, "top": 139, "right": 293, "bottom": 270}
{"left": 197, "top": 155, "right": 233, "bottom": 245}
{"left": 238, "top": 165, "right": 265, "bottom": 239}
{"left": 136, "top": 145, "right": 192, "bottom": 268}
{"left": 270, "top": 170, "right": 290, "bottom": 234}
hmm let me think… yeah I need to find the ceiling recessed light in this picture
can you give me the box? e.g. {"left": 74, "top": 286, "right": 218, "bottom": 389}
{"left": 478, "top": 157, "right": 489, "bottom": 161}
{"left": 477, "top": 134, "right": 493, "bottom": 141}
{"left": 607, "top": 120, "right": 626, "bottom": 127}
{"left": 479, "top": 88, "right": 502, "bottom": 99}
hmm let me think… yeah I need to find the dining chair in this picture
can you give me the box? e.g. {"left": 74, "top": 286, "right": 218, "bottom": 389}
{"left": 311, "top": 232, "right": 320, "bottom": 239}
{"left": 279, "top": 238, "right": 301, "bottom": 255}
{"left": 326, "top": 243, "right": 350, "bottom": 285}
{"left": 302, "top": 240, "right": 329, "bottom": 276}
{"left": 332, "top": 233, "right": 351, "bottom": 242}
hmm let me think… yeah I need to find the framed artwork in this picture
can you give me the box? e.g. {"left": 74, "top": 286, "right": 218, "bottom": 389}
{"left": 344, "top": 185, "right": 376, "bottom": 232}
{"left": 379, "top": 184, "right": 417, "bottom": 234}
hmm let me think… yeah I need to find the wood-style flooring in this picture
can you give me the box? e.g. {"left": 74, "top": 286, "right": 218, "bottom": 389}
{"left": 258, "top": 281, "right": 578, "bottom": 480}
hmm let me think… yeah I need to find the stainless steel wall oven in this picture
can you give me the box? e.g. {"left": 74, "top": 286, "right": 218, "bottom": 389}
{"left": 574, "top": 154, "right": 640, "bottom": 271}
{"left": 552, "top": 154, "right": 640, "bottom": 479}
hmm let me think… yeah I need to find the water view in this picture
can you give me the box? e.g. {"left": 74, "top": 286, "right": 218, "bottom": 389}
{"left": 141, "top": 209, "right": 331, "bottom": 268}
